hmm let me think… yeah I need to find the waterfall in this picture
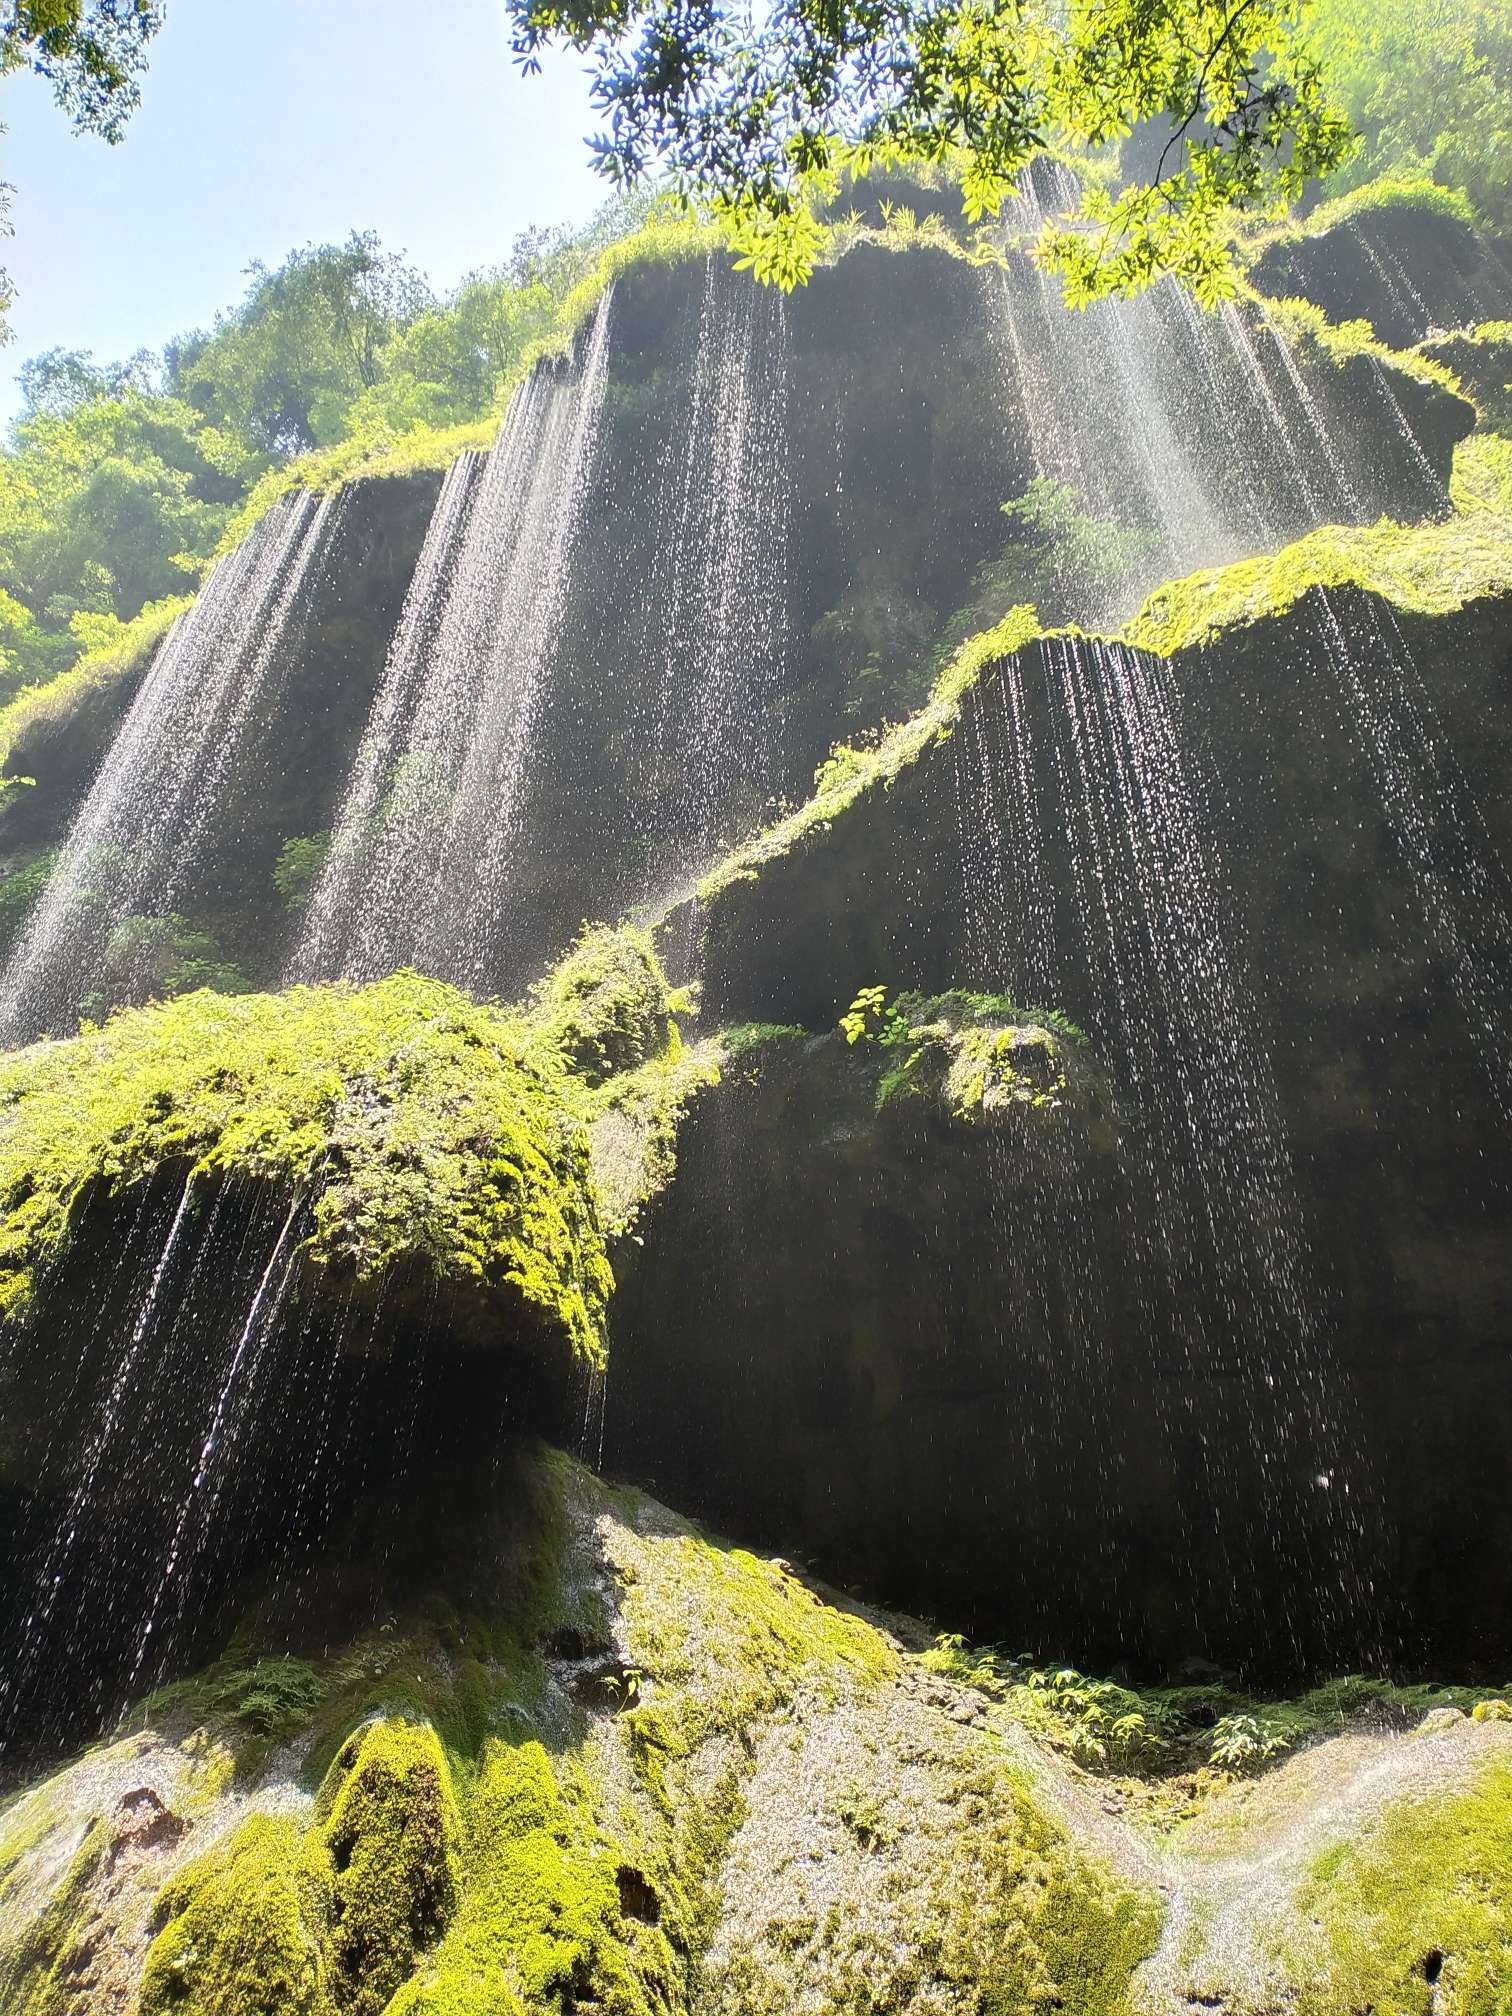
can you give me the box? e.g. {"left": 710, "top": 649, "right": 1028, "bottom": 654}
{"left": 982, "top": 252, "right": 1449, "bottom": 631}
{"left": 631, "top": 258, "right": 792, "bottom": 900}
{"left": 0, "top": 492, "right": 341, "bottom": 1043}
{"left": 952, "top": 639, "right": 1378, "bottom": 1658}
{"left": 0, "top": 1180, "right": 317, "bottom": 1747}
{"left": 1313, "top": 592, "right": 1512, "bottom": 1121}
{"left": 293, "top": 291, "right": 614, "bottom": 991}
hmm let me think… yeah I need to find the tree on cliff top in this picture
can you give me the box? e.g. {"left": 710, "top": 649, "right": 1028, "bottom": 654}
{"left": 506, "top": 0, "right": 1352, "bottom": 299}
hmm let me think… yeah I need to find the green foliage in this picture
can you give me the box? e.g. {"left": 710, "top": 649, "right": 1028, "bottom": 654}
{"left": 1304, "top": 172, "right": 1479, "bottom": 237}
{"left": 1305, "top": 0, "right": 1512, "bottom": 234}
{"left": 80, "top": 911, "right": 250, "bottom": 1020}
{"left": 0, "top": 2, "right": 160, "bottom": 143}
{"left": 528, "top": 922, "right": 683, "bottom": 1086}
{"left": 272, "top": 832, "right": 333, "bottom": 912}
{"left": 1453, "top": 432, "right": 1512, "bottom": 517}
{"left": 941, "top": 479, "right": 1159, "bottom": 640}
{"left": 0, "top": 593, "right": 185, "bottom": 782}
{"left": 391, "top": 1738, "right": 675, "bottom": 2016}
{"left": 0, "top": 849, "right": 56, "bottom": 946}
{"left": 811, "top": 581, "right": 938, "bottom": 723}
{"left": 839, "top": 983, "right": 893, "bottom": 1046}
{"left": 719, "top": 1021, "right": 810, "bottom": 1058}
{"left": 211, "top": 1656, "right": 327, "bottom": 1734}
{"left": 165, "top": 235, "right": 434, "bottom": 459}
{"left": 0, "top": 387, "right": 252, "bottom": 700}
{"left": 1207, "top": 1710, "right": 1298, "bottom": 1773}
{"left": 510, "top": 0, "right": 1352, "bottom": 305}
{"left": 0, "top": 972, "right": 613, "bottom": 1360}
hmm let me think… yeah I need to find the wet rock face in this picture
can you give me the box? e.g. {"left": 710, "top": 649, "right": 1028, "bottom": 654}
{"left": 1250, "top": 205, "right": 1512, "bottom": 349}
{"left": 632, "top": 592, "right": 1512, "bottom": 1676}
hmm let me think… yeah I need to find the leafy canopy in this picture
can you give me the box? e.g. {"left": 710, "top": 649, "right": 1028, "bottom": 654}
{"left": 506, "top": 0, "right": 1354, "bottom": 299}
{"left": 1304, "top": 0, "right": 1512, "bottom": 233}
{"left": 0, "top": 0, "right": 159, "bottom": 140}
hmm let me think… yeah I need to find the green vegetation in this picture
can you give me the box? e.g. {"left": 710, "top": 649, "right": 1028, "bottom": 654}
{"left": 923, "top": 1634, "right": 1512, "bottom": 1791}
{"left": 941, "top": 479, "right": 1159, "bottom": 639}
{"left": 0, "top": 201, "right": 661, "bottom": 711}
{"left": 0, "top": 379, "right": 248, "bottom": 703}
{"left": 140, "top": 1815, "right": 330, "bottom": 2016}
{"left": 0, "top": 1446, "right": 1162, "bottom": 2015}
{"left": 0, "top": 848, "right": 56, "bottom": 946}
{"left": 0, "top": 592, "right": 185, "bottom": 786}
{"left": 0, "top": 972, "right": 611, "bottom": 1359}
{"left": 840, "top": 983, "right": 1084, "bottom": 1117}
{"left": 1424, "top": 325, "right": 1512, "bottom": 436}
{"left": 509, "top": 0, "right": 1351, "bottom": 305}
{"left": 1452, "top": 433, "right": 1512, "bottom": 517}
{"left": 1304, "top": 0, "right": 1512, "bottom": 235}
{"left": 272, "top": 832, "right": 333, "bottom": 911}
{"left": 1122, "top": 512, "right": 1512, "bottom": 656}
{"left": 529, "top": 923, "right": 687, "bottom": 1087}
{"left": 1283, "top": 1756, "right": 1512, "bottom": 2014}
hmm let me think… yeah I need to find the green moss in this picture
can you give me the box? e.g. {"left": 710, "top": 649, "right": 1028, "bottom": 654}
{"left": 1452, "top": 434, "right": 1512, "bottom": 517}
{"left": 608, "top": 1513, "right": 897, "bottom": 1758}
{"left": 0, "top": 971, "right": 611, "bottom": 1360}
{"left": 1284, "top": 1755, "right": 1512, "bottom": 2015}
{"left": 1422, "top": 326, "right": 1512, "bottom": 435}
{"left": 391, "top": 1738, "right": 676, "bottom": 2016}
{"left": 697, "top": 605, "right": 1043, "bottom": 905}
{"left": 0, "top": 1816, "right": 108, "bottom": 2016}
{"left": 529, "top": 923, "right": 681, "bottom": 1086}
{"left": 140, "top": 1814, "right": 332, "bottom": 2016}
{"left": 582, "top": 1035, "right": 724, "bottom": 1238}
{"left": 312, "top": 1720, "right": 462, "bottom": 2016}
{"left": 1238, "top": 175, "right": 1479, "bottom": 265}
{"left": 1246, "top": 288, "right": 1465, "bottom": 397}
{"left": 719, "top": 1021, "right": 811, "bottom": 1057}
{"left": 1122, "top": 513, "right": 1512, "bottom": 656}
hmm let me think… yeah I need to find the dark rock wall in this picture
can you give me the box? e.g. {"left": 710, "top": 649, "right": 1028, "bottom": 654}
{"left": 613, "top": 593, "right": 1512, "bottom": 1677}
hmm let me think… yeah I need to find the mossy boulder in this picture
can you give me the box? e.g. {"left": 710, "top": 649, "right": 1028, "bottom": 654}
{"left": 0, "top": 1444, "right": 1160, "bottom": 2016}
{"left": 529, "top": 924, "right": 681, "bottom": 1087}
{"left": 0, "top": 970, "right": 611, "bottom": 1362}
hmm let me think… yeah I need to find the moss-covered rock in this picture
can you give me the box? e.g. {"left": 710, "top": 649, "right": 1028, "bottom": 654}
{"left": 1247, "top": 179, "right": 1510, "bottom": 349}
{"left": 0, "top": 971, "right": 611, "bottom": 1361}
{"left": 140, "top": 1815, "right": 331, "bottom": 2016}
{"left": 0, "top": 1445, "right": 1161, "bottom": 2016}
{"left": 529, "top": 924, "right": 681, "bottom": 1087}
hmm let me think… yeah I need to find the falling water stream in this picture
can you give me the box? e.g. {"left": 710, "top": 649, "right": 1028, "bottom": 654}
{"left": 952, "top": 638, "right": 1378, "bottom": 1655}
{"left": 0, "top": 491, "right": 342, "bottom": 1043}
{"left": 293, "top": 291, "right": 614, "bottom": 990}
{"left": 629, "top": 258, "right": 792, "bottom": 898}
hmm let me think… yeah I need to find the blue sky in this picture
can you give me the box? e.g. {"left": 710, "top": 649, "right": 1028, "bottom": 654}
{"left": 1, "top": 0, "right": 606, "bottom": 423}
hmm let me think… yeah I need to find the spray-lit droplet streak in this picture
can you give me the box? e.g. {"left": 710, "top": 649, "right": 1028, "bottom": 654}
{"left": 127, "top": 1190, "right": 308, "bottom": 1691}
{"left": 0, "top": 492, "right": 342, "bottom": 1040}
{"left": 292, "top": 293, "right": 614, "bottom": 991}
{"left": 952, "top": 640, "right": 1379, "bottom": 1657}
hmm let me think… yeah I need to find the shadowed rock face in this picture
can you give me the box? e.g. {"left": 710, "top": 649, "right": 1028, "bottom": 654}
{"left": 1251, "top": 204, "right": 1512, "bottom": 350}
{"left": 625, "top": 589, "right": 1512, "bottom": 1677}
